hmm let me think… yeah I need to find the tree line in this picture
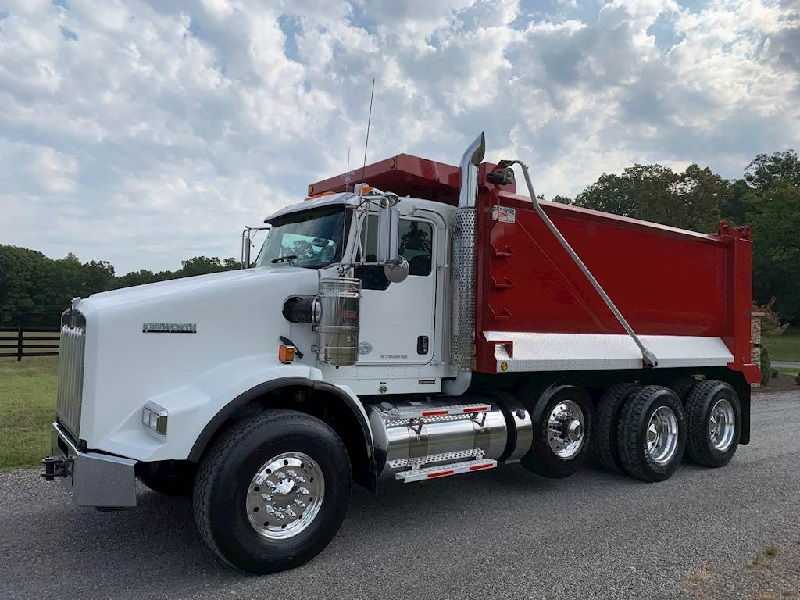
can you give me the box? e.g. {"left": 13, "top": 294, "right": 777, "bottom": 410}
{"left": 1, "top": 150, "right": 797, "bottom": 328}
{"left": 554, "top": 150, "right": 800, "bottom": 324}
{"left": 0, "top": 251, "right": 240, "bottom": 327}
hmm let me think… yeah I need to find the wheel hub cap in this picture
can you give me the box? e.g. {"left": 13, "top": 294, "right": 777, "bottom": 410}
{"left": 646, "top": 406, "right": 679, "bottom": 465}
{"left": 708, "top": 398, "right": 735, "bottom": 452}
{"left": 547, "top": 400, "right": 585, "bottom": 459}
{"left": 245, "top": 452, "right": 324, "bottom": 540}
{"left": 272, "top": 478, "right": 295, "bottom": 495}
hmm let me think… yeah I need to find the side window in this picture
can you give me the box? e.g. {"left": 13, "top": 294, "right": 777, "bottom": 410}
{"left": 399, "top": 219, "right": 433, "bottom": 276}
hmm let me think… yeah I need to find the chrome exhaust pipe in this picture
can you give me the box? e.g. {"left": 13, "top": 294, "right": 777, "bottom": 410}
{"left": 458, "top": 132, "right": 486, "bottom": 209}
{"left": 445, "top": 132, "right": 485, "bottom": 396}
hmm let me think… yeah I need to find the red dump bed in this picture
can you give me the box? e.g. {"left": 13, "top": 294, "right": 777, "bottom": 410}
{"left": 309, "top": 154, "right": 759, "bottom": 384}
{"left": 474, "top": 190, "right": 757, "bottom": 383}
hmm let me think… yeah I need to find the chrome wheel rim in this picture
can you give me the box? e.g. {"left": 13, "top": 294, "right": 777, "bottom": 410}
{"left": 547, "top": 400, "right": 585, "bottom": 459}
{"left": 646, "top": 406, "right": 679, "bottom": 465}
{"left": 709, "top": 398, "right": 735, "bottom": 452}
{"left": 245, "top": 452, "right": 324, "bottom": 540}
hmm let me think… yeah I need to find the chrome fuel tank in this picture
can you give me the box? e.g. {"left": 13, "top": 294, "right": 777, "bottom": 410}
{"left": 368, "top": 399, "right": 509, "bottom": 476}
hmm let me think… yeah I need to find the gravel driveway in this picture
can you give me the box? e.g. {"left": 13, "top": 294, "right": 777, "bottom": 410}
{"left": 1, "top": 390, "right": 798, "bottom": 600}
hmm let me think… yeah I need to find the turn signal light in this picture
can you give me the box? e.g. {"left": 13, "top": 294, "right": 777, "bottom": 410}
{"left": 279, "top": 344, "right": 296, "bottom": 364}
{"left": 141, "top": 402, "right": 168, "bottom": 436}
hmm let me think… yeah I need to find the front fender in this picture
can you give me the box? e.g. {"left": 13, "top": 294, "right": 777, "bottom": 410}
{"left": 92, "top": 355, "right": 328, "bottom": 462}
{"left": 187, "top": 378, "right": 375, "bottom": 466}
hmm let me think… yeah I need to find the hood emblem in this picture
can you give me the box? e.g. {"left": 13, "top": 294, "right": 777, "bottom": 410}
{"left": 143, "top": 322, "right": 197, "bottom": 334}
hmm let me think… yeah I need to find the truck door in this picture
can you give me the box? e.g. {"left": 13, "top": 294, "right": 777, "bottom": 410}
{"left": 355, "top": 215, "right": 437, "bottom": 365}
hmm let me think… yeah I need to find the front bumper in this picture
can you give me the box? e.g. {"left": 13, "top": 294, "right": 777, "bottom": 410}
{"left": 43, "top": 422, "right": 137, "bottom": 508}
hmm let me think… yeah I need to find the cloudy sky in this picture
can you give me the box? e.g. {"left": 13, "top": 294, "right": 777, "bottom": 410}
{"left": 1, "top": 0, "right": 798, "bottom": 273}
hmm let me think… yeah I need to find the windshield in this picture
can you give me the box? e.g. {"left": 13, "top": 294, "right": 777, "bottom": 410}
{"left": 256, "top": 206, "right": 349, "bottom": 269}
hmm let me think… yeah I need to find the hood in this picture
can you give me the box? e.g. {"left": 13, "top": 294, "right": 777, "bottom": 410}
{"left": 81, "top": 266, "right": 313, "bottom": 311}
{"left": 75, "top": 264, "right": 322, "bottom": 451}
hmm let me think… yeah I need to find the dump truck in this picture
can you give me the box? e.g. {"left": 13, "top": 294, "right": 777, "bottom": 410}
{"left": 42, "top": 134, "right": 759, "bottom": 573}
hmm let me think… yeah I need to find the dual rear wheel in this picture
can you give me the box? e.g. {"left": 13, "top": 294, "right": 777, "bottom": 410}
{"left": 521, "top": 379, "right": 741, "bottom": 483}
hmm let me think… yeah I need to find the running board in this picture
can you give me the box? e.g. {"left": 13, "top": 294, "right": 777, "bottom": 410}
{"left": 395, "top": 459, "right": 497, "bottom": 483}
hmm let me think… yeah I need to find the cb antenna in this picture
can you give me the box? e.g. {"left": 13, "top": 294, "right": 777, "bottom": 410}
{"left": 361, "top": 77, "right": 375, "bottom": 180}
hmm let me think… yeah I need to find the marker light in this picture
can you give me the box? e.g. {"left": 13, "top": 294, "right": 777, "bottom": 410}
{"left": 354, "top": 183, "right": 373, "bottom": 196}
{"left": 278, "top": 344, "right": 296, "bottom": 364}
{"left": 142, "top": 402, "right": 168, "bottom": 436}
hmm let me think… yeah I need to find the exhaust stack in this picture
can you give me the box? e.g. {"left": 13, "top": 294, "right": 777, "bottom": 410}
{"left": 447, "top": 133, "right": 485, "bottom": 390}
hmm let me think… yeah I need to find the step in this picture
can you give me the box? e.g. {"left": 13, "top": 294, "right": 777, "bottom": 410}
{"left": 395, "top": 459, "right": 497, "bottom": 483}
{"left": 386, "top": 403, "right": 491, "bottom": 421}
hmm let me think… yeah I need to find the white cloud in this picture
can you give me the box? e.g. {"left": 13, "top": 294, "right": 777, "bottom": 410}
{"left": 0, "top": 0, "right": 797, "bottom": 272}
{"left": 33, "top": 147, "right": 79, "bottom": 193}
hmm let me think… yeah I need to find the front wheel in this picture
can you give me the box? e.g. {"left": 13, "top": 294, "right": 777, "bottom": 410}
{"left": 193, "top": 410, "right": 351, "bottom": 574}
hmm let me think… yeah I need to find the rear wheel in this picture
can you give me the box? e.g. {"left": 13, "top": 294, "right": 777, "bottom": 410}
{"left": 193, "top": 410, "right": 351, "bottom": 574}
{"left": 521, "top": 384, "right": 592, "bottom": 478}
{"left": 617, "top": 386, "right": 686, "bottom": 482}
{"left": 684, "top": 380, "right": 740, "bottom": 468}
{"left": 669, "top": 376, "right": 697, "bottom": 403}
{"left": 593, "top": 383, "right": 641, "bottom": 473}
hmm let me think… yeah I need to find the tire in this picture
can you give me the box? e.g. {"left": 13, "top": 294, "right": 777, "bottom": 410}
{"left": 617, "top": 386, "right": 686, "bottom": 482}
{"left": 521, "top": 384, "right": 592, "bottom": 478}
{"left": 593, "top": 383, "right": 641, "bottom": 473}
{"left": 193, "top": 410, "right": 351, "bottom": 574}
{"left": 137, "top": 461, "right": 195, "bottom": 497}
{"left": 684, "top": 380, "right": 740, "bottom": 468}
{"left": 669, "top": 377, "right": 697, "bottom": 404}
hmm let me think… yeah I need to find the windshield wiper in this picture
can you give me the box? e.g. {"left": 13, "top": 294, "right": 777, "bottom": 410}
{"left": 271, "top": 255, "right": 298, "bottom": 263}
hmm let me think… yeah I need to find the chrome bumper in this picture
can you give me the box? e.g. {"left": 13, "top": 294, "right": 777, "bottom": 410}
{"left": 44, "top": 422, "right": 137, "bottom": 508}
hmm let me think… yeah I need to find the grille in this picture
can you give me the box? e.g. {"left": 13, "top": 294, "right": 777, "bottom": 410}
{"left": 56, "top": 309, "right": 86, "bottom": 439}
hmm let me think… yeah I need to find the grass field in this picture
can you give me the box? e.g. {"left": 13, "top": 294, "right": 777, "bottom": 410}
{"left": 762, "top": 326, "right": 800, "bottom": 363}
{"left": 762, "top": 327, "right": 800, "bottom": 380}
{"left": 0, "top": 357, "right": 57, "bottom": 470}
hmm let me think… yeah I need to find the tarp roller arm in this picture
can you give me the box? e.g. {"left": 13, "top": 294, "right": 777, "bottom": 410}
{"left": 498, "top": 159, "right": 658, "bottom": 369}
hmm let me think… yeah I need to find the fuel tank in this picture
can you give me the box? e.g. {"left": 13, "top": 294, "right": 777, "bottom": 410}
{"left": 367, "top": 395, "right": 532, "bottom": 478}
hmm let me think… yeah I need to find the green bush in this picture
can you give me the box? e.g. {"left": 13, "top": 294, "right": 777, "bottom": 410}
{"left": 760, "top": 347, "right": 772, "bottom": 385}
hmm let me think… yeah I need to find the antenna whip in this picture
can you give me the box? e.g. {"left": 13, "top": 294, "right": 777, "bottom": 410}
{"left": 362, "top": 78, "right": 375, "bottom": 180}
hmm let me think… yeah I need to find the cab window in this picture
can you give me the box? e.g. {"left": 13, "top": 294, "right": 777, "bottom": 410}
{"left": 399, "top": 219, "right": 433, "bottom": 277}
{"left": 355, "top": 216, "right": 434, "bottom": 289}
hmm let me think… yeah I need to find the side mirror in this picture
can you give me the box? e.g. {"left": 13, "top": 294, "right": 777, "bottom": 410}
{"left": 375, "top": 199, "right": 408, "bottom": 283}
{"left": 375, "top": 200, "right": 398, "bottom": 263}
{"left": 384, "top": 256, "right": 409, "bottom": 283}
{"left": 240, "top": 225, "right": 271, "bottom": 269}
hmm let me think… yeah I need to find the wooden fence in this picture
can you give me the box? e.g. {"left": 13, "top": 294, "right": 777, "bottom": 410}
{"left": 0, "top": 327, "right": 60, "bottom": 361}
